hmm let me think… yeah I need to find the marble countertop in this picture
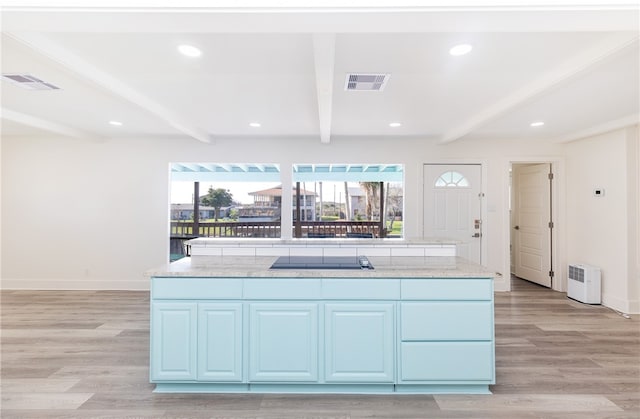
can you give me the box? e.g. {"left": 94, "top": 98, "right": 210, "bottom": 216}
{"left": 187, "top": 237, "right": 460, "bottom": 246}
{"left": 147, "top": 256, "right": 495, "bottom": 279}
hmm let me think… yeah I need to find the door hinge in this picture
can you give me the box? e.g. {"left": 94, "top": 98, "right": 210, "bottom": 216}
{"left": 548, "top": 221, "right": 554, "bottom": 229}
{"left": 548, "top": 172, "right": 554, "bottom": 180}
{"left": 549, "top": 270, "right": 555, "bottom": 278}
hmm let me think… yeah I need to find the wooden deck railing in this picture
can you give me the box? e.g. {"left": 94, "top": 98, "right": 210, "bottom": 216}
{"left": 299, "top": 221, "right": 383, "bottom": 238}
{"left": 171, "top": 220, "right": 384, "bottom": 238}
{"left": 171, "top": 221, "right": 281, "bottom": 238}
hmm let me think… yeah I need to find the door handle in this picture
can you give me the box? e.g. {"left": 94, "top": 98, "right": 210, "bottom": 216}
{"left": 472, "top": 233, "right": 481, "bottom": 238}
{"left": 514, "top": 225, "right": 520, "bottom": 230}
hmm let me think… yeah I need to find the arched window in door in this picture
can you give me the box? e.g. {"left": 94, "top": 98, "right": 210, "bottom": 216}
{"left": 434, "top": 171, "right": 470, "bottom": 188}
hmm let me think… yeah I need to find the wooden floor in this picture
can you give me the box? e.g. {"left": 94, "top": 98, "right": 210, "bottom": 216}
{"left": 1, "top": 278, "right": 638, "bottom": 418}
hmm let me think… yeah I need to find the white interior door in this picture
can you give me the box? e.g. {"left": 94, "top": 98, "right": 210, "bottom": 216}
{"left": 423, "top": 164, "right": 482, "bottom": 264}
{"left": 512, "top": 163, "right": 552, "bottom": 287}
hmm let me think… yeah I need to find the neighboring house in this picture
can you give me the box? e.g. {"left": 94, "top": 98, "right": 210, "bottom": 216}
{"left": 171, "top": 203, "right": 232, "bottom": 220}
{"left": 236, "top": 206, "right": 279, "bottom": 222}
{"left": 347, "top": 187, "right": 366, "bottom": 219}
{"left": 347, "top": 185, "right": 404, "bottom": 220}
{"left": 170, "top": 203, "right": 216, "bottom": 220}
{"left": 385, "top": 185, "right": 404, "bottom": 220}
{"left": 245, "top": 185, "right": 317, "bottom": 221}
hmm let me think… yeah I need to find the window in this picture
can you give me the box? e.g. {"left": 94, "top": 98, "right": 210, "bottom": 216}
{"left": 434, "top": 171, "right": 470, "bottom": 188}
{"left": 168, "top": 162, "right": 404, "bottom": 262}
{"left": 292, "top": 164, "right": 404, "bottom": 238}
{"left": 169, "top": 163, "right": 281, "bottom": 260}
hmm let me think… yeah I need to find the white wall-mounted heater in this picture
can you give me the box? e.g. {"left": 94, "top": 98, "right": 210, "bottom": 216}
{"left": 567, "top": 264, "right": 601, "bottom": 304}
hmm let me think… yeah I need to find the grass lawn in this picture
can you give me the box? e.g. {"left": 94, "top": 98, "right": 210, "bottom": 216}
{"left": 387, "top": 220, "right": 403, "bottom": 236}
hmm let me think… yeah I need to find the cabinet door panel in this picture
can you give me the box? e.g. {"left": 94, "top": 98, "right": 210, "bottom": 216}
{"left": 151, "top": 303, "right": 197, "bottom": 381}
{"left": 197, "top": 303, "right": 243, "bottom": 382}
{"left": 325, "top": 303, "right": 394, "bottom": 382}
{"left": 401, "top": 302, "right": 492, "bottom": 340}
{"left": 401, "top": 342, "right": 494, "bottom": 382}
{"left": 249, "top": 304, "right": 318, "bottom": 382}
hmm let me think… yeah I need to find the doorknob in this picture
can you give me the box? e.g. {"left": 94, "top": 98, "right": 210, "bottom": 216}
{"left": 514, "top": 225, "right": 520, "bottom": 230}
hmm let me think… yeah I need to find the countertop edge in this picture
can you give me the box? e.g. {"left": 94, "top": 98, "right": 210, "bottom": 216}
{"left": 147, "top": 256, "right": 496, "bottom": 279}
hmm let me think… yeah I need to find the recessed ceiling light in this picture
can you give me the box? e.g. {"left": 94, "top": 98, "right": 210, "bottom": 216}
{"left": 249, "top": 122, "right": 261, "bottom": 128}
{"left": 449, "top": 44, "right": 473, "bottom": 56}
{"left": 530, "top": 121, "right": 545, "bottom": 127}
{"left": 389, "top": 122, "right": 402, "bottom": 128}
{"left": 109, "top": 120, "right": 123, "bottom": 126}
{"left": 177, "top": 44, "right": 202, "bottom": 58}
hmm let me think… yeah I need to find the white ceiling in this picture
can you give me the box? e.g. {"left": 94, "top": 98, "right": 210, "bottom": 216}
{"left": 1, "top": 2, "right": 639, "bottom": 145}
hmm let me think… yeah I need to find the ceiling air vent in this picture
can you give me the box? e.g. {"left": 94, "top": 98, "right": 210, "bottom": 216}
{"left": 344, "top": 73, "right": 390, "bottom": 91}
{"left": 2, "top": 74, "right": 60, "bottom": 90}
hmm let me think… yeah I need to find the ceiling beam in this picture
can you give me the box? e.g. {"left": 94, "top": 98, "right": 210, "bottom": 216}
{"left": 7, "top": 32, "right": 213, "bottom": 144}
{"left": 438, "top": 33, "right": 640, "bottom": 144}
{"left": 313, "top": 33, "right": 336, "bottom": 144}
{"left": 552, "top": 114, "right": 640, "bottom": 143}
{"left": 1, "top": 107, "right": 102, "bottom": 140}
{"left": 2, "top": 4, "right": 638, "bottom": 33}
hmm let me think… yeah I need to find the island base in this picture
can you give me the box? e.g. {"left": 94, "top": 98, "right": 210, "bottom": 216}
{"left": 153, "top": 383, "right": 492, "bottom": 395}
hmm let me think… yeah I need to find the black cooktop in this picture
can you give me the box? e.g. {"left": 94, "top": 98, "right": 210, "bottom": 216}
{"left": 270, "top": 256, "right": 374, "bottom": 270}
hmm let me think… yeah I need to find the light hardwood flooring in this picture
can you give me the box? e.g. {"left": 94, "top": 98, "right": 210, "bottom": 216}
{"left": 1, "top": 278, "right": 638, "bottom": 418}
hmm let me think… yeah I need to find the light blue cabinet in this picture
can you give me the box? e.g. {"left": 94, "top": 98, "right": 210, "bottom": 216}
{"left": 325, "top": 303, "right": 394, "bottom": 382}
{"left": 150, "top": 303, "right": 197, "bottom": 381}
{"left": 400, "top": 342, "right": 494, "bottom": 381}
{"left": 401, "top": 302, "right": 493, "bottom": 341}
{"left": 398, "top": 280, "right": 495, "bottom": 387}
{"left": 197, "top": 303, "right": 243, "bottom": 382}
{"left": 249, "top": 303, "right": 319, "bottom": 382}
{"left": 150, "top": 275, "right": 494, "bottom": 393}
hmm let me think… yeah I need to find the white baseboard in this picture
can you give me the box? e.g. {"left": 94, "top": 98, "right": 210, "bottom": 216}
{"left": 0, "top": 278, "right": 150, "bottom": 291}
{"left": 602, "top": 294, "right": 639, "bottom": 315}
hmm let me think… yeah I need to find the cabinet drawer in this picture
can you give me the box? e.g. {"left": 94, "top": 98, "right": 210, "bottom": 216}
{"left": 244, "top": 278, "right": 321, "bottom": 299}
{"left": 401, "top": 302, "right": 493, "bottom": 340}
{"left": 401, "top": 279, "right": 492, "bottom": 300}
{"left": 400, "top": 342, "right": 494, "bottom": 382}
{"left": 322, "top": 279, "right": 400, "bottom": 300}
{"left": 152, "top": 278, "right": 242, "bottom": 300}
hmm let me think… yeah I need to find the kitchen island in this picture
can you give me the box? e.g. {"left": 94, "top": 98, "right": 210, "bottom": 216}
{"left": 148, "top": 255, "right": 495, "bottom": 394}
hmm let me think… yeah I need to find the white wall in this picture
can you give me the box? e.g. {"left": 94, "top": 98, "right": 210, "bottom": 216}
{"left": 627, "top": 126, "right": 640, "bottom": 313}
{"left": 1, "top": 136, "right": 171, "bottom": 289}
{"left": 564, "top": 126, "right": 639, "bottom": 314}
{"left": 0, "top": 132, "right": 586, "bottom": 296}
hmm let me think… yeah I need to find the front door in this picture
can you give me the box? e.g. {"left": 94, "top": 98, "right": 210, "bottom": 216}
{"left": 512, "top": 163, "right": 552, "bottom": 288}
{"left": 423, "top": 164, "right": 482, "bottom": 264}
